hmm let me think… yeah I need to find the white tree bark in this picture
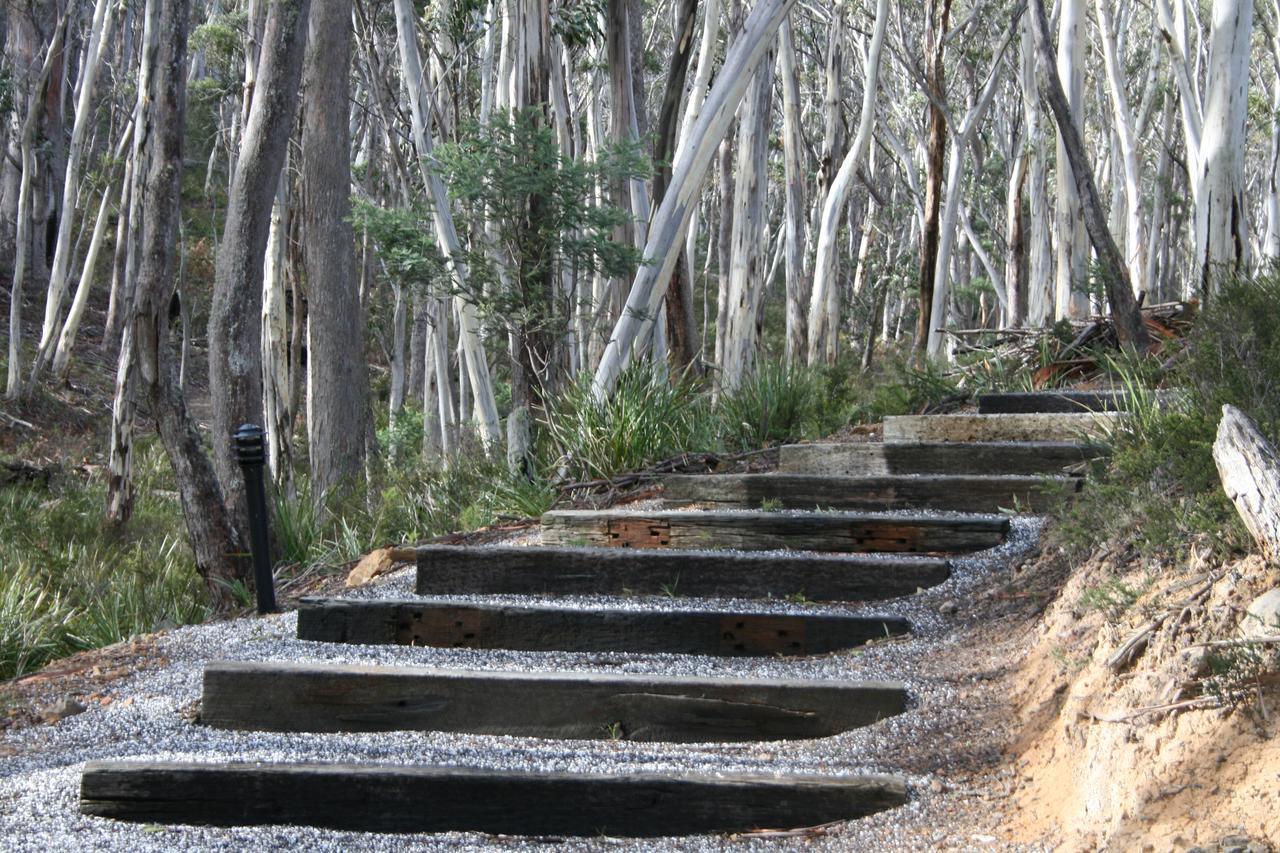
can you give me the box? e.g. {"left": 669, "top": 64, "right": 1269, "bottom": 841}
{"left": 392, "top": 0, "right": 501, "bottom": 447}
{"left": 1194, "top": 0, "right": 1252, "bottom": 289}
{"left": 1095, "top": 0, "right": 1147, "bottom": 297}
{"left": 32, "top": 0, "right": 119, "bottom": 381}
{"left": 778, "top": 16, "right": 807, "bottom": 364}
{"left": 1054, "top": 0, "right": 1090, "bottom": 320}
{"left": 806, "top": 0, "right": 890, "bottom": 366}
{"left": 591, "top": 0, "right": 799, "bottom": 398}
{"left": 1215, "top": 404, "right": 1280, "bottom": 563}
{"left": 719, "top": 46, "right": 775, "bottom": 391}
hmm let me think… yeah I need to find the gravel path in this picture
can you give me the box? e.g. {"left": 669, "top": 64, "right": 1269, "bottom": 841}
{"left": 1, "top": 517, "right": 1048, "bottom": 851}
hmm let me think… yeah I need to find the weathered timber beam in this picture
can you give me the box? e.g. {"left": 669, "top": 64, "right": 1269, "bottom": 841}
{"left": 778, "top": 441, "right": 1098, "bottom": 476}
{"left": 296, "top": 596, "right": 910, "bottom": 655}
{"left": 414, "top": 545, "right": 951, "bottom": 601}
{"left": 661, "top": 473, "right": 1079, "bottom": 513}
{"left": 539, "top": 509, "right": 1009, "bottom": 553}
{"left": 80, "top": 761, "right": 909, "bottom": 836}
{"left": 200, "top": 661, "right": 907, "bottom": 742}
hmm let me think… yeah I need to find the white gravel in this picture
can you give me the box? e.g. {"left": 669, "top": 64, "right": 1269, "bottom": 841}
{"left": 0, "top": 517, "right": 1044, "bottom": 851}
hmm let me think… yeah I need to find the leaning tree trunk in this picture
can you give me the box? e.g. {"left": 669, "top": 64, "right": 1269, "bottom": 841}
{"left": 5, "top": 15, "right": 68, "bottom": 399}
{"left": 652, "top": 0, "right": 700, "bottom": 372}
{"left": 1194, "top": 0, "right": 1252, "bottom": 294}
{"left": 591, "top": 0, "right": 799, "bottom": 398}
{"left": 208, "top": 0, "right": 310, "bottom": 538}
{"left": 31, "top": 0, "right": 118, "bottom": 385}
{"left": 1029, "top": 0, "right": 1148, "bottom": 350}
{"left": 115, "top": 0, "right": 246, "bottom": 606}
{"left": 1214, "top": 404, "right": 1280, "bottom": 564}
{"left": 807, "top": 0, "right": 890, "bottom": 366}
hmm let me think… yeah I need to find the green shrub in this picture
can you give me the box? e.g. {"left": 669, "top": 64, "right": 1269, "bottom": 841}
{"left": 540, "top": 361, "right": 714, "bottom": 482}
{"left": 716, "top": 361, "right": 822, "bottom": 451}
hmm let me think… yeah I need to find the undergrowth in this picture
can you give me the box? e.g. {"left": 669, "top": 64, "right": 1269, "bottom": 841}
{"left": 0, "top": 444, "right": 209, "bottom": 680}
{"left": 1050, "top": 271, "right": 1280, "bottom": 562}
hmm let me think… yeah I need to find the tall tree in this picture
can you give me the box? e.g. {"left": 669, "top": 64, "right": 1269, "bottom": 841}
{"left": 208, "top": 0, "right": 311, "bottom": 535}
{"left": 915, "top": 0, "right": 952, "bottom": 356}
{"left": 301, "top": 0, "right": 369, "bottom": 501}
{"left": 112, "top": 0, "right": 246, "bottom": 605}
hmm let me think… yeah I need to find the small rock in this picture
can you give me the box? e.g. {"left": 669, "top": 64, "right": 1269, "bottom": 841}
{"left": 39, "top": 697, "right": 86, "bottom": 723}
{"left": 1241, "top": 588, "right": 1280, "bottom": 639}
{"left": 345, "top": 547, "right": 398, "bottom": 587}
{"left": 940, "top": 600, "right": 959, "bottom": 615}
{"left": 929, "top": 778, "right": 945, "bottom": 794}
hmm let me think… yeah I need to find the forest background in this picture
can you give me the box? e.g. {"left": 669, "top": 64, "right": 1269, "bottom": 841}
{"left": 0, "top": 0, "right": 1276, "bottom": 679}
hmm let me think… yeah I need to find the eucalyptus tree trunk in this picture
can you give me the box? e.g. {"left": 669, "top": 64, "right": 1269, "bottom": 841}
{"left": 302, "top": 0, "right": 368, "bottom": 502}
{"left": 592, "top": 0, "right": 799, "bottom": 398}
{"left": 915, "top": 0, "right": 952, "bottom": 355}
{"left": 1194, "top": 0, "right": 1253, "bottom": 291}
{"left": 208, "top": 0, "right": 310, "bottom": 536}
{"left": 779, "top": 16, "right": 807, "bottom": 364}
{"left": 652, "top": 0, "right": 700, "bottom": 372}
{"left": 926, "top": 16, "right": 1020, "bottom": 357}
{"left": 391, "top": 0, "right": 501, "bottom": 447}
{"left": 5, "top": 14, "right": 67, "bottom": 399}
{"left": 30, "top": 0, "right": 118, "bottom": 385}
{"left": 719, "top": 46, "right": 775, "bottom": 391}
{"left": 112, "top": 0, "right": 246, "bottom": 605}
{"left": 1095, "top": 0, "right": 1147, "bottom": 297}
{"left": 678, "top": 0, "right": 720, "bottom": 308}
{"left": 807, "top": 0, "right": 890, "bottom": 366}
{"left": 1020, "top": 14, "right": 1053, "bottom": 325}
{"left": 1053, "top": 0, "right": 1089, "bottom": 320}
{"left": 1030, "top": 0, "right": 1148, "bottom": 350}
{"left": 262, "top": 169, "right": 293, "bottom": 487}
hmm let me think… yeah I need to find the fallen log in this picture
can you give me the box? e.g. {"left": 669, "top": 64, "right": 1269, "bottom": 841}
{"left": 1213, "top": 404, "right": 1280, "bottom": 563}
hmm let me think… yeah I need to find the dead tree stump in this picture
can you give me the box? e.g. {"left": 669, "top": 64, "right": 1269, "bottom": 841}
{"left": 1213, "top": 404, "right": 1280, "bottom": 563}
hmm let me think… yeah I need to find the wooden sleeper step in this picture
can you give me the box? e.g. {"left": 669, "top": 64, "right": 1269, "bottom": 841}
{"left": 81, "top": 761, "right": 909, "bottom": 836}
{"left": 540, "top": 509, "right": 1009, "bottom": 554}
{"left": 882, "top": 412, "right": 1119, "bottom": 444}
{"left": 662, "top": 473, "right": 1079, "bottom": 513}
{"left": 200, "top": 661, "right": 907, "bottom": 742}
{"left": 778, "top": 441, "right": 1098, "bottom": 476}
{"left": 296, "top": 596, "right": 910, "bottom": 656}
{"left": 976, "top": 389, "right": 1176, "bottom": 414}
{"left": 414, "top": 545, "right": 951, "bottom": 601}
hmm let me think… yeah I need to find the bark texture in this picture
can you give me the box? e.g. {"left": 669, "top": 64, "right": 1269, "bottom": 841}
{"left": 302, "top": 0, "right": 368, "bottom": 502}
{"left": 1214, "top": 404, "right": 1280, "bottom": 564}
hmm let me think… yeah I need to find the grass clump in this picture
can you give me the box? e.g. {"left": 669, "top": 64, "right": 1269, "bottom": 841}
{"left": 717, "top": 361, "right": 822, "bottom": 451}
{"left": 540, "top": 361, "right": 714, "bottom": 482}
{"left": 0, "top": 443, "right": 210, "bottom": 680}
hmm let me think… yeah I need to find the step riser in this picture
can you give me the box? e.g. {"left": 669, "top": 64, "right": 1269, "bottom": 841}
{"left": 81, "top": 762, "right": 909, "bottom": 837}
{"left": 540, "top": 510, "right": 1009, "bottom": 554}
{"left": 977, "top": 390, "right": 1174, "bottom": 414}
{"left": 201, "top": 662, "right": 906, "bottom": 742}
{"left": 297, "top": 598, "right": 910, "bottom": 656}
{"left": 778, "top": 441, "right": 1096, "bottom": 476}
{"left": 882, "top": 413, "right": 1118, "bottom": 444}
{"left": 415, "top": 545, "right": 951, "bottom": 601}
{"left": 662, "top": 473, "right": 1078, "bottom": 513}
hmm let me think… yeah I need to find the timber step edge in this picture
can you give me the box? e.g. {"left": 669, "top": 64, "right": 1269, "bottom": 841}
{"left": 976, "top": 389, "right": 1179, "bottom": 414}
{"left": 882, "top": 412, "right": 1120, "bottom": 444}
{"left": 414, "top": 544, "right": 951, "bottom": 601}
{"left": 777, "top": 440, "right": 1100, "bottom": 476}
{"left": 80, "top": 761, "right": 909, "bottom": 836}
{"left": 539, "top": 509, "right": 1009, "bottom": 554}
{"left": 296, "top": 596, "right": 910, "bottom": 656}
{"left": 200, "top": 661, "right": 907, "bottom": 742}
{"left": 662, "top": 472, "right": 1080, "bottom": 513}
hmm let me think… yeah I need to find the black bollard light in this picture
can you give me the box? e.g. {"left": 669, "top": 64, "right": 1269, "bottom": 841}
{"left": 233, "top": 424, "right": 278, "bottom": 614}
